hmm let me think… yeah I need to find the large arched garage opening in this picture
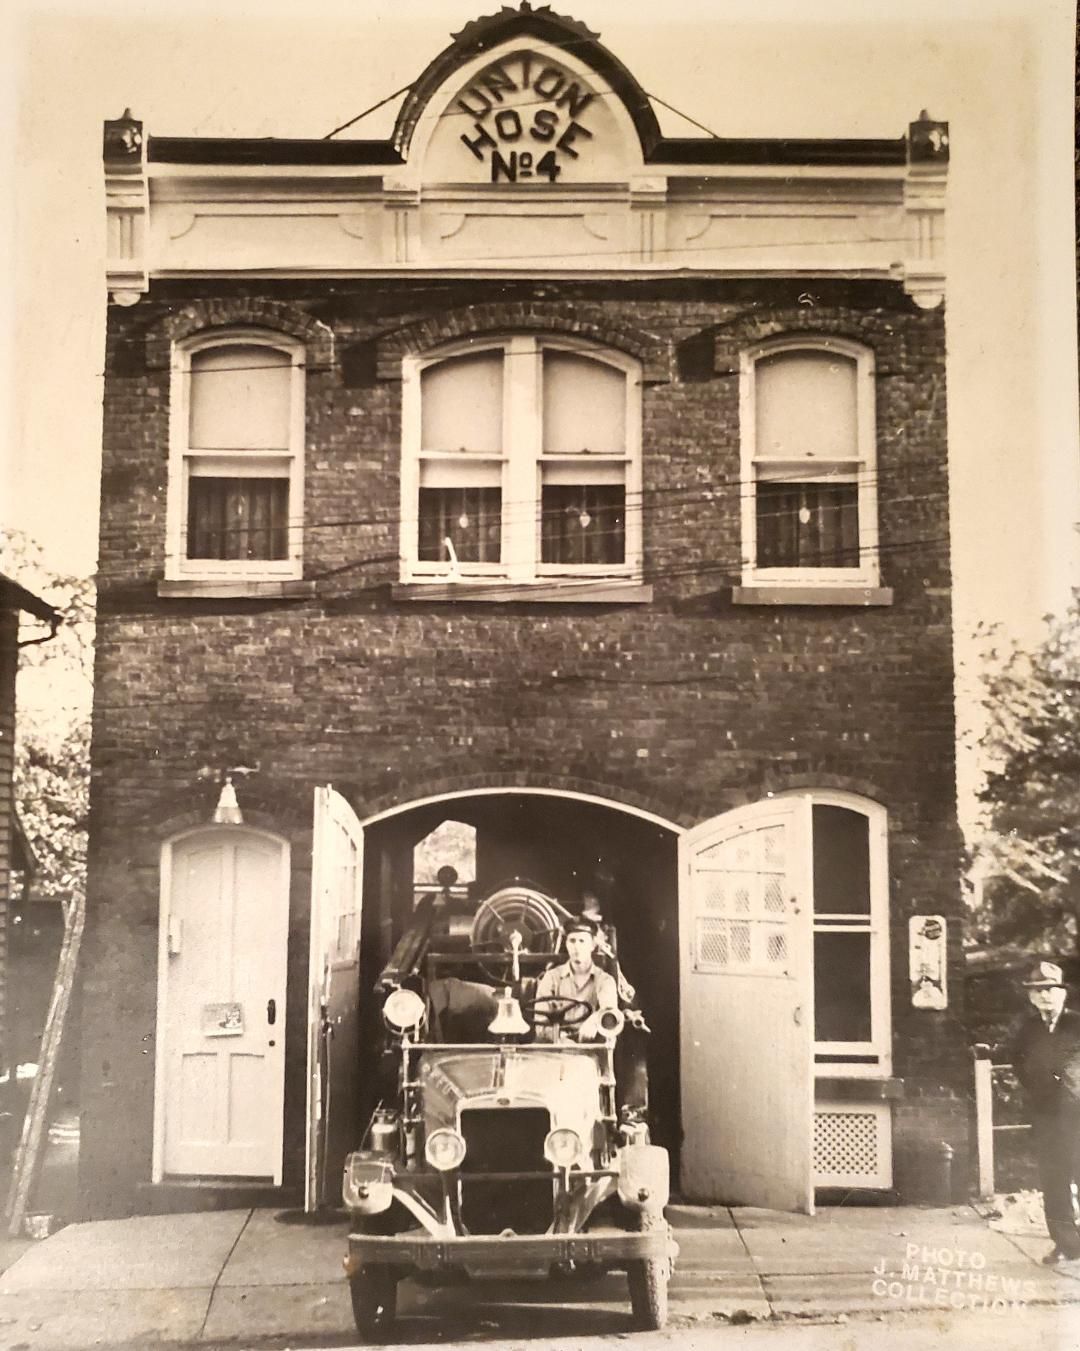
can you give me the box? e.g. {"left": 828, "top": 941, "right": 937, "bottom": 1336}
{"left": 305, "top": 786, "right": 892, "bottom": 1215}
{"left": 305, "top": 787, "right": 679, "bottom": 1209}
{"left": 365, "top": 791, "right": 681, "bottom": 1137}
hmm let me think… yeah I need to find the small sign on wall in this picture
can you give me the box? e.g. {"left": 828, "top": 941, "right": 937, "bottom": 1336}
{"left": 909, "top": 915, "right": 948, "bottom": 1009}
{"left": 201, "top": 1002, "right": 244, "bottom": 1036}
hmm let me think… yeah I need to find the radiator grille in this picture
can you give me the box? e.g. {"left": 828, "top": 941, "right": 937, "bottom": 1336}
{"left": 459, "top": 1107, "right": 553, "bottom": 1234}
{"left": 813, "top": 1105, "right": 892, "bottom": 1188}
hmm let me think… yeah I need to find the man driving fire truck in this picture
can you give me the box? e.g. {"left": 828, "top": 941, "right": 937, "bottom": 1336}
{"left": 534, "top": 916, "right": 619, "bottom": 1041}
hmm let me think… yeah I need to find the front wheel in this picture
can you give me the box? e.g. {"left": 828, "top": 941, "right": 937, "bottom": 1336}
{"left": 626, "top": 1211, "right": 669, "bottom": 1330}
{"left": 350, "top": 1267, "right": 398, "bottom": 1341}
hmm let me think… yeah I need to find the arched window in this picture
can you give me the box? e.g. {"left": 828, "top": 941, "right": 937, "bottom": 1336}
{"left": 740, "top": 339, "right": 878, "bottom": 587}
{"left": 401, "top": 336, "right": 642, "bottom": 584}
{"left": 167, "top": 330, "right": 305, "bottom": 581}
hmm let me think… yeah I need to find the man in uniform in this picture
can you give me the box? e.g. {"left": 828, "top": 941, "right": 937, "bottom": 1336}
{"left": 1011, "top": 959, "right": 1080, "bottom": 1263}
{"left": 535, "top": 917, "right": 618, "bottom": 1040}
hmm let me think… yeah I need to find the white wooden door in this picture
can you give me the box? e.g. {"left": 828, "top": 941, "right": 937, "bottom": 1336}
{"left": 679, "top": 798, "right": 814, "bottom": 1212}
{"left": 156, "top": 829, "right": 289, "bottom": 1180}
{"left": 305, "top": 785, "right": 365, "bottom": 1211}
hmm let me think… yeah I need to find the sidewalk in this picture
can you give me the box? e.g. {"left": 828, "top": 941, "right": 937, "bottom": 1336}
{"left": 0, "top": 1202, "right": 1076, "bottom": 1349}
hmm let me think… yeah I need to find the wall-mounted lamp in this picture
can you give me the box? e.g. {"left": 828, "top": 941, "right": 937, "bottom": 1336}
{"left": 212, "top": 774, "right": 243, "bottom": 825}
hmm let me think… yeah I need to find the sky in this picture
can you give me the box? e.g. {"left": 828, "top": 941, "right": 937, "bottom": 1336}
{"left": 0, "top": 0, "right": 1077, "bottom": 831}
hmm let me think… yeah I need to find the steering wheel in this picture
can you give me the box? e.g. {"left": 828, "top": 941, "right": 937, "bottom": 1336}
{"left": 521, "top": 995, "right": 593, "bottom": 1029}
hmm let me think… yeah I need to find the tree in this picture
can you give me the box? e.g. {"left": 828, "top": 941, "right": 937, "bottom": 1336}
{"left": 0, "top": 528, "right": 94, "bottom": 905}
{"left": 973, "top": 599, "right": 1080, "bottom": 954}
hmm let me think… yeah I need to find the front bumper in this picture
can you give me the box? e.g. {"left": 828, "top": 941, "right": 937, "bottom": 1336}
{"left": 345, "top": 1224, "right": 672, "bottom": 1274}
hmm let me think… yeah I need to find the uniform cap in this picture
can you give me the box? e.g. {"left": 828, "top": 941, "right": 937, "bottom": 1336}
{"left": 1022, "top": 960, "right": 1065, "bottom": 988}
{"left": 564, "top": 916, "right": 597, "bottom": 939}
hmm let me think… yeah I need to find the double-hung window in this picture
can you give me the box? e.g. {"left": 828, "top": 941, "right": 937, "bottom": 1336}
{"left": 167, "top": 331, "right": 305, "bottom": 581}
{"left": 741, "top": 339, "right": 878, "bottom": 588}
{"left": 401, "top": 337, "right": 641, "bottom": 586}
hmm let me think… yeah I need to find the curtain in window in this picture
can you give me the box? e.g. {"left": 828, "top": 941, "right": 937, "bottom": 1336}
{"left": 189, "top": 347, "right": 292, "bottom": 450}
{"left": 418, "top": 487, "right": 502, "bottom": 563}
{"left": 187, "top": 478, "right": 289, "bottom": 560}
{"left": 541, "top": 484, "right": 625, "bottom": 565}
{"left": 542, "top": 353, "right": 625, "bottom": 454}
{"left": 421, "top": 353, "right": 503, "bottom": 453}
{"left": 756, "top": 482, "right": 859, "bottom": 569}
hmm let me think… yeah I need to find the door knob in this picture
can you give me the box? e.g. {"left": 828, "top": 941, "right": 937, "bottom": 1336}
{"left": 267, "top": 998, "right": 277, "bottom": 1026}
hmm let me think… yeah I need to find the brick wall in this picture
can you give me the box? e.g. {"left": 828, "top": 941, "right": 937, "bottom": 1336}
{"left": 83, "top": 275, "right": 966, "bottom": 1214}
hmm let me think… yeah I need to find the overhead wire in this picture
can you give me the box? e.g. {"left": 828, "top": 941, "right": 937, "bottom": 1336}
{"left": 101, "top": 42, "right": 944, "bottom": 601}
{"left": 97, "top": 456, "right": 952, "bottom": 560}
{"left": 98, "top": 459, "right": 952, "bottom": 568}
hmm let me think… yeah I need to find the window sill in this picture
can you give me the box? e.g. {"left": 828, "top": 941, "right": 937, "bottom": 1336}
{"left": 732, "top": 585, "right": 893, "bottom": 607}
{"left": 158, "top": 579, "right": 316, "bottom": 600}
{"left": 392, "top": 580, "right": 654, "bottom": 604}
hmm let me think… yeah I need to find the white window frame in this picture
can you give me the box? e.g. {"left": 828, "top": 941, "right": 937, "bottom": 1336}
{"left": 400, "top": 335, "right": 642, "bottom": 585}
{"left": 786, "top": 790, "right": 891, "bottom": 1079}
{"left": 166, "top": 329, "right": 305, "bottom": 582}
{"left": 740, "top": 336, "right": 878, "bottom": 589}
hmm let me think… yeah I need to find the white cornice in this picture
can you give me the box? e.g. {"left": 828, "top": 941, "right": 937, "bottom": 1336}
{"left": 112, "top": 135, "right": 944, "bottom": 303}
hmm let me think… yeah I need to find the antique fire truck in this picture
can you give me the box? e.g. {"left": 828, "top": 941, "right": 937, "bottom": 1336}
{"left": 340, "top": 881, "right": 676, "bottom": 1339}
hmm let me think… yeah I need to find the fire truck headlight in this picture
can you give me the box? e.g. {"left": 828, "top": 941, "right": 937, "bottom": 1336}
{"left": 544, "top": 1128, "right": 583, "bottom": 1168}
{"left": 383, "top": 988, "right": 426, "bottom": 1036}
{"left": 424, "top": 1128, "right": 466, "bottom": 1171}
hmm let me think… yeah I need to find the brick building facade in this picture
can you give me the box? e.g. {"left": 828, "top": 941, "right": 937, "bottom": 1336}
{"left": 84, "top": 6, "right": 964, "bottom": 1219}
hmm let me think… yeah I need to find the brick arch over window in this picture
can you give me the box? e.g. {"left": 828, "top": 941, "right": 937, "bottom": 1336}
{"left": 143, "top": 298, "right": 334, "bottom": 372}
{"left": 376, "top": 303, "right": 670, "bottom": 384}
{"left": 358, "top": 768, "right": 688, "bottom": 831}
{"left": 711, "top": 307, "right": 898, "bottom": 375}
{"left": 761, "top": 770, "right": 890, "bottom": 806}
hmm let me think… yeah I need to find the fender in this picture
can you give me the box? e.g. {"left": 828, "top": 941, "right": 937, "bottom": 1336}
{"left": 617, "top": 1143, "right": 670, "bottom": 1211}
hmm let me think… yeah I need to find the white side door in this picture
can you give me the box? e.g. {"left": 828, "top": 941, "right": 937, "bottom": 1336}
{"left": 305, "top": 785, "right": 365, "bottom": 1212}
{"left": 679, "top": 797, "right": 814, "bottom": 1212}
{"left": 156, "top": 828, "right": 289, "bottom": 1181}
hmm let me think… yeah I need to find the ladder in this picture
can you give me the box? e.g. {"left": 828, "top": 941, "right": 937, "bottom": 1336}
{"left": 5, "top": 891, "right": 84, "bottom": 1236}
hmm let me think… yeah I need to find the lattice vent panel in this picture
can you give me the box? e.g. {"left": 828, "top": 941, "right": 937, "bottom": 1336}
{"left": 813, "top": 1104, "right": 892, "bottom": 1188}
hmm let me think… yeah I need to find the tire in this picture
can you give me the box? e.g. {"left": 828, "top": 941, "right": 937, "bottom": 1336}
{"left": 626, "top": 1211, "right": 669, "bottom": 1331}
{"left": 350, "top": 1267, "right": 398, "bottom": 1341}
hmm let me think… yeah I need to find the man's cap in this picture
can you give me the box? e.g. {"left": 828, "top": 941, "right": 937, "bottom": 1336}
{"left": 564, "top": 916, "right": 597, "bottom": 939}
{"left": 1022, "top": 960, "right": 1065, "bottom": 989}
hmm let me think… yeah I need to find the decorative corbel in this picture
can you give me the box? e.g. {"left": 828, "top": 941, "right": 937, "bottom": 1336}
{"left": 382, "top": 176, "right": 421, "bottom": 265}
{"left": 104, "top": 108, "right": 149, "bottom": 304}
{"left": 903, "top": 111, "right": 949, "bottom": 310}
{"left": 629, "top": 174, "right": 668, "bottom": 266}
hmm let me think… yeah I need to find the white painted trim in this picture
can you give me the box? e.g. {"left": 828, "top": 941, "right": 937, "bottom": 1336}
{"left": 399, "top": 37, "right": 647, "bottom": 191}
{"left": 776, "top": 789, "right": 892, "bottom": 1078}
{"left": 356, "top": 784, "right": 680, "bottom": 834}
{"left": 166, "top": 328, "right": 306, "bottom": 583}
{"left": 739, "top": 335, "right": 879, "bottom": 589}
{"left": 151, "top": 265, "right": 901, "bottom": 283}
{"left": 400, "top": 335, "right": 643, "bottom": 585}
{"left": 145, "top": 162, "right": 908, "bottom": 186}
{"left": 152, "top": 825, "right": 291, "bottom": 1186}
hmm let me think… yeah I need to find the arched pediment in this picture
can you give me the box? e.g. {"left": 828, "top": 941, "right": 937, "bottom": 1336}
{"left": 393, "top": 5, "right": 655, "bottom": 187}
